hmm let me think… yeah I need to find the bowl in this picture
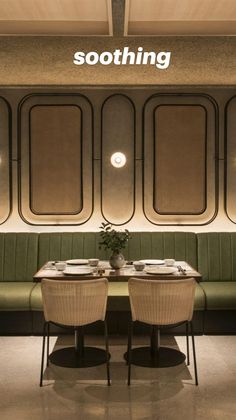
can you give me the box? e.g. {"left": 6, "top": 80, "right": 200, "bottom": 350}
{"left": 55, "top": 262, "right": 66, "bottom": 271}
{"left": 133, "top": 261, "right": 145, "bottom": 271}
{"left": 164, "top": 259, "right": 175, "bottom": 267}
{"left": 88, "top": 258, "right": 100, "bottom": 267}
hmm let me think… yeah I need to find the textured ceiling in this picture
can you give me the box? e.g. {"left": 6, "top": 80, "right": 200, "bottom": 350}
{"left": 0, "top": 0, "right": 235, "bottom": 36}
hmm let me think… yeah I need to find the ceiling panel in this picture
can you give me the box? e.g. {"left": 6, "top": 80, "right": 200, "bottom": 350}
{"left": 0, "top": 0, "right": 113, "bottom": 35}
{"left": 125, "top": 0, "right": 236, "bottom": 35}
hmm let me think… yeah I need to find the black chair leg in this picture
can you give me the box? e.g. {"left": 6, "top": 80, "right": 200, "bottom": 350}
{"left": 40, "top": 321, "right": 47, "bottom": 387}
{"left": 128, "top": 320, "right": 133, "bottom": 386}
{"left": 46, "top": 322, "right": 50, "bottom": 367}
{"left": 190, "top": 321, "right": 198, "bottom": 386}
{"left": 186, "top": 322, "right": 190, "bottom": 366}
{"left": 104, "top": 320, "right": 111, "bottom": 386}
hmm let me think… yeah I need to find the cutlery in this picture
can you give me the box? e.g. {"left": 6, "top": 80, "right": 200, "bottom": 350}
{"left": 177, "top": 265, "right": 186, "bottom": 275}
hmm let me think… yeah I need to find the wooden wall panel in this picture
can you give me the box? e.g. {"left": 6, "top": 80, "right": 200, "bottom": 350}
{"left": 144, "top": 94, "right": 217, "bottom": 225}
{"left": 101, "top": 94, "right": 135, "bottom": 225}
{"left": 225, "top": 95, "right": 236, "bottom": 222}
{"left": 0, "top": 97, "right": 11, "bottom": 223}
{"left": 30, "top": 105, "right": 82, "bottom": 214}
{"left": 154, "top": 105, "right": 206, "bottom": 214}
{"left": 19, "top": 94, "right": 93, "bottom": 225}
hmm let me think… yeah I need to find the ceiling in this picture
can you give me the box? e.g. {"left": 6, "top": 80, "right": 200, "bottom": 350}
{"left": 0, "top": 0, "right": 113, "bottom": 35}
{"left": 125, "top": 0, "right": 236, "bottom": 35}
{"left": 0, "top": 0, "right": 236, "bottom": 36}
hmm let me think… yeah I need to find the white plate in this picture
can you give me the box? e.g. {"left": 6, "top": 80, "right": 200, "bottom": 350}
{"left": 63, "top": 267, "right": 93, "bottom": 275}
{"left": 140, "top": 259, "right": 165, "bottom": 265}
{"left": 66, "top": 259, "right": 89, "bottom": 265}
{"left": 145, "top": 267, "right": 178, "bottom": 275}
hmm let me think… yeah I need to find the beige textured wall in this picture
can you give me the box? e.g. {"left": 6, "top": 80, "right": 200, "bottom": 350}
{"left": 0, "top": 36, "right": 235, "bottom": 85}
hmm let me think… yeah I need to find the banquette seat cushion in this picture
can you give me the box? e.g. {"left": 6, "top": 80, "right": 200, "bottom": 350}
{"left": 0, "top": 233, "right": 38, "bottom": 311}
{"left": 198, "top": 233, "right": 236, "bottom": 309}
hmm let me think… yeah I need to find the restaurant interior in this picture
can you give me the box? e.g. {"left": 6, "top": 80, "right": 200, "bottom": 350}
{"left": 0, "top": 1, "right": 236, "bottom": 419}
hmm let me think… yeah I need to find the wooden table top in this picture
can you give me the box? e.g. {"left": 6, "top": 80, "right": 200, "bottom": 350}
{"left": 33, "top": 260, "right": 201, "bottom": 283}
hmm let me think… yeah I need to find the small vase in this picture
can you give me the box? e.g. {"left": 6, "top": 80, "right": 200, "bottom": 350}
{"left": 109, "top": 251, "right": 125, "bottom": 269}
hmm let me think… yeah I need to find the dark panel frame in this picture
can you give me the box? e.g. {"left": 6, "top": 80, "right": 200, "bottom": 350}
{"left": 142, "top": 93, "right": 219, "bottom": 226}
{"left": 29, "top": 103, "right": 83, "bottom": 215}
{"left": 18, "top": 93, "right": 94, "bottom": 225}
{"left": 0, "top": 96, "right": 12, "bottom": 224}
{"left": 225, "top": 94, "right": 236, "bottom": 224}
{"left": 153, "top": 103, "right": 208, "bottom": 215}
{"left": 101, "top": 93, "right": 136, "bottom": 225}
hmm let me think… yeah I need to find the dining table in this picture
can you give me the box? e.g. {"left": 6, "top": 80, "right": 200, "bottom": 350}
{"left": 34, "top": 259, "right": 202, "bottom": 369}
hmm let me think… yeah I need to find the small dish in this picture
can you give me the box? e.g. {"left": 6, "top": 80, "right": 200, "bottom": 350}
{"left": 145, "top": 267, "right": 178, "bottom": 275}
{"left": 140, "top": 259, "right": 165, "bottom": 265}
{"left": 66, "top": 259, "right": 89, "bottom": 265}
{"left": 63, "top": 267, "right": 94, "bottom": 275}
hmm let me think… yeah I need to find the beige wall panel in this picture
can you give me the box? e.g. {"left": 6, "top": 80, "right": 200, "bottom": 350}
{"left": 144, "top": 94, "right": 217, "bottom": 225}
{"left": 225, "top": 96, "right": 236, "bottom": 222}
{"left": 154, "top": 105, "right": 206, "bottom": 214}
{"left": 19, "top": 94, "right": 93, "bottom": 225}
{"left": 0, "top": 97, "right": 11, "bottom": 223}
{"left": 101, "top": 94, "right": 135, "bottom": 225}
{"left": 30, "top": 105, "right": 82, "bottom": 214}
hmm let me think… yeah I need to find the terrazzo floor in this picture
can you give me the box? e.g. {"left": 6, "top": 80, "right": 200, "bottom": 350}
{"left": 0, "top": 334, "right": 236, "bottom": 420}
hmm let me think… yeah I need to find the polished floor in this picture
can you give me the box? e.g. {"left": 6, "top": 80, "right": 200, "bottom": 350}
{"left": 0, "top": 334, "right": 236, "bottom": 420}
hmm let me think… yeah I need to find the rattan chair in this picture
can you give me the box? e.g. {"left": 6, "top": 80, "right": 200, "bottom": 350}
{"left": 127, "top": 277, "right": 198, "bottom": 385}
{"left": 40, "top": 278, "right": 110, "bottom": 386}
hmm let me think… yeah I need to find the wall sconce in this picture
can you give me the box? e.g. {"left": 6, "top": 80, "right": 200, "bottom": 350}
{"left": 110, "top": 152, "right": 126, "bottom": 168}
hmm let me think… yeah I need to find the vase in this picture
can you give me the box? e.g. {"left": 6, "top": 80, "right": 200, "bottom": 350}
{"left": 109, "top": 251, "right": 125, "bottom": 269}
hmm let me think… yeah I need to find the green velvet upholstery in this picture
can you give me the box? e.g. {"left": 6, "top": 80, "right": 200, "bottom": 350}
{"left": 38, "top": 232, "right": 197, "bottom": 269}
{"left": 125, "top": 232, "right": 197, "bottom": 268}
{"left": 38, "top": 233, "right": 109, "bottom": 267}
{"left": 31, "top": 281, "right": 205, "bottom": 312}
{"left": 200, "top": 282, "right": 236, "bottom": 310}
{"left": 0, "top": 233, "right": 38, "bottom": 282}
{"left": 0, "top": 282, "right": 36, "bottom": 310}
{"left": 197, "top": 232, "right": 236, "bottom": 281}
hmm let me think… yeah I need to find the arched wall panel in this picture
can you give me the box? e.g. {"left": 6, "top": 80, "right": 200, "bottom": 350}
{"left": 101, "top": 94, "right": 135, "bottom": 225}
{"left": 19, "top": 94, "right": 93, "bottom": 225}
{"left": 225, "top": 95, "right": 236, "bottom": 223}
{"left": 0, "top": 96, "right": 11, "bottom": 224}
{"left": 143, "top": 94, "right": 217, "bottom": 225}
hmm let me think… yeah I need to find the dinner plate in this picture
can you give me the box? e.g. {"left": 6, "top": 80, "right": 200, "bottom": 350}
{"left": 63, "top": 267, "right": 94, "bottom": 275}
{"left": 145, "top": 267, "right": 178, "bottom": 275}
{"left": 66, "top": 259, "right": 89, "bottom": 265}
{"left": 140, "top": 259, "right": 165, "bottom": 265}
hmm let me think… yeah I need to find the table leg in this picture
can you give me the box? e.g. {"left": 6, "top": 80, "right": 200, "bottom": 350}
{"left": 75, "top": 326, "right": 84, "bottom": 356}
{"left": 49, "top": 324, "right": 109, "bottom": 368}
{"left": 124, "top": 324, "right": 185, "bottom": 368}
{"left": 150, "top": 325, "right": 160, "bottom": 356}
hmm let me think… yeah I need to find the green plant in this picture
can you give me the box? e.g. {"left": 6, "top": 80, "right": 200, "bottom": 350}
{"left": 99, "top": 222, "right": 131, "bottom": 253}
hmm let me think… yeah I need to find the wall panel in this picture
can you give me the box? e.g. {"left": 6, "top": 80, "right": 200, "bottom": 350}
{"left": 101, "top": 94, "right": 135, "bottom": 225}
{"left": 225, "top": 95, "right": 236, "bottom": 223}
{"left": 0, "top": 96, "right": 11, "bottom": 224}
{"left": 143, "top": 94, "right": 217, "bottom": 225}
{"left": 19, "top": 94, "right": 93, "bottom": 225}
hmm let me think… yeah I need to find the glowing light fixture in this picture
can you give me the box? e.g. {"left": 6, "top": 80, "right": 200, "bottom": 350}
{"left": 110, "top": 152, "right": 126, "bottom": 168}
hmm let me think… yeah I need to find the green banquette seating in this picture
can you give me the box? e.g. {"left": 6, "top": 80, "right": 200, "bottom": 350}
{"left": 197, "top": 233, "right": 236, "bottom": 332}
{"left": 0, "top": 231, "right": 206, "bottom": 334}
{"left": 0, "top": 233, "right": 38, "bottom": 333}
{"left": 2, "top": 231, "right": 236, "bottom": 334}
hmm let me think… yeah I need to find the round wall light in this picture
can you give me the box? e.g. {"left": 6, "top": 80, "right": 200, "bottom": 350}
{"left": 110, "top": 152, "right": 126, "bottom": 168}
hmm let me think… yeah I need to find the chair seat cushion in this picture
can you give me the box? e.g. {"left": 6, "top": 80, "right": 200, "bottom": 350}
{"left": 31, "top": 281, "right": 205, "bottom": 311}
{"left": 200, "top": 282, "right": 236, "bottom": 310}
{"left": 0, "top": 282, "right": 35, "bottom": 310}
